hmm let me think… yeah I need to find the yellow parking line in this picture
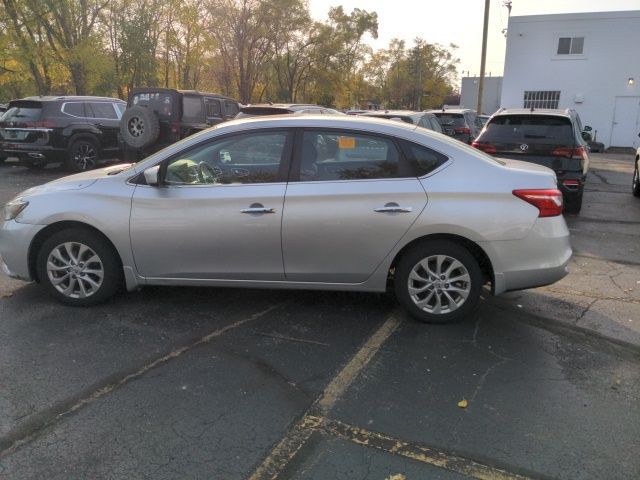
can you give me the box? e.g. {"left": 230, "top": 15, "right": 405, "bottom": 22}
{"left": 313, "top": 416, "right": 534, "bottom": 480}
{"left": 249, "top": 311, "right": 403, "bottom": 480}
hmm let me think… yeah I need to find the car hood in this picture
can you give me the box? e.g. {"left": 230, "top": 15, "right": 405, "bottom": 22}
{"left": 19, "top": 164, "right": 133, "bottom": 197}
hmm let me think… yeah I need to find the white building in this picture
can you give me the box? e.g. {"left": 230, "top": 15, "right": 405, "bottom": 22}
{"left": 460, "top": 76, "right": 502, "bottom": 115}
{"left": 501, "top": 11, "right": 640, "bottom": 148}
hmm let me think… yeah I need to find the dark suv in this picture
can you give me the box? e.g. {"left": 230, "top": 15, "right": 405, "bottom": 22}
{"left": 0, "top": 96, "right": 125, "bottom": 171}
{"left": 428, "top": 108, "right": 482, "bottom": 144}
{"left": 472, "top": 108, "right": 590, "bottom": 214}
{"left": 120, "top": 88, "right": 240, "bottom": 160}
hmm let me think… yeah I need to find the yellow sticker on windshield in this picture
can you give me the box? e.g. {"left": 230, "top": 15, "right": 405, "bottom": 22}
{"left": 338, "top": 136, "right": 356, "bottom": 149}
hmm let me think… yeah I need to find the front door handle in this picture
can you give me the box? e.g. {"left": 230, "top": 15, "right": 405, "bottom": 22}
{"left": 241, "top": 203, "right": 276, "bottom": 214}
{"left": 374, "top": 202, "right": 413, "bottom": 213}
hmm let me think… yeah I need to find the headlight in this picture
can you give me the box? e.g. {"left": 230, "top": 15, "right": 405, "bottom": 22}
{"left": 3, "top": 198, "right": 29, "bottom": 221}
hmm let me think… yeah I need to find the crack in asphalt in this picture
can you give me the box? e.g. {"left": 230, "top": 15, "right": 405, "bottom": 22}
{"left": 575, "top": 298, "right": 599, "bottom": 324}
{"left": 590, "top": 170, "right": 611, "bottom": 184}
{"left": 543, "top": 286, "right": 640, "bottom": 304}
{"left": 0, "top": 302, "right": 287, "bottom": 459}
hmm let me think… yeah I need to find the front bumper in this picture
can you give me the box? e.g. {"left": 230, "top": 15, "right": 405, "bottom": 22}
{"left": 0, "top": 220, "right": 45, "bottom": 281}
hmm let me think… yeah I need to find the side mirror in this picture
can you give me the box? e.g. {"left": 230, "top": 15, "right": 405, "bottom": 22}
{"left": 144, "top": 165, "right": 160, "bottom": 186}
{"left": 581, "top": 131, "right": 593, "bottom": 142}
{"left": 583, "top": 125, "right": 593, "bottom": 132}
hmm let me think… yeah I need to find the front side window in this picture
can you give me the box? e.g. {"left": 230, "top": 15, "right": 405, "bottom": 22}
{"left": 299, "top": 130, "right": 403, "bottom": 181}
{"left": 87, "top": 102, "right": 117, "bottom": 119}
{"left": 557, "top": 36, "right": 584, "bottom": 55}
{"left": 164, "top": 131, "right": 288, "bottom": 185}
{"left": 224, "top": 101, "right": 239, "bottom": 117}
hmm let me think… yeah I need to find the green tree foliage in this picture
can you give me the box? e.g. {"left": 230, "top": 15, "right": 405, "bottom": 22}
{"left": 0, "top": 0, "right": 459, "bottom": 108}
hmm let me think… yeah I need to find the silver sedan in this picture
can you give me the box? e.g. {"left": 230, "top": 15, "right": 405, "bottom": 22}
{"left": 0, "top": 116, "right": 571, "bottom": 323}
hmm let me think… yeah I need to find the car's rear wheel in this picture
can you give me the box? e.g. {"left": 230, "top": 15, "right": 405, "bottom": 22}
{"left": 395, "top": 240, "right": 483, "bottom": 324}
{"left": 37, "top": 228, "right": 122, "bottom": 306}
{"left": 66, "top": 139, "right": 98, "bottom": 172}
{"left": 633, "top": 160, "right": 640, "bottom": 197}
{"left": 121, "top": 106, "right": 160, "bottom": 149}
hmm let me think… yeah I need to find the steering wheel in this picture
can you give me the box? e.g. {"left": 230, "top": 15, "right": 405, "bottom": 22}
{"left": 198, "top": 162, "right": 219, "bottom": 184}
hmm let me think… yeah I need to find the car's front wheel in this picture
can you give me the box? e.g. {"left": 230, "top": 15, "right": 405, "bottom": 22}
{"left": 633, "top": 159, "right": 640, "bottom": 197}
{"left": 37, "top": 228, "right": 122, "bottom": 306}
{"left": 395, "top": 240, "right": 483, "bottom": 324}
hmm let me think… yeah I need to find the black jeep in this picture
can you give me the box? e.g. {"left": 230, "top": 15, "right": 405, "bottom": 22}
{"left": 119, "top": 88, "right": 240, "bottom": 160}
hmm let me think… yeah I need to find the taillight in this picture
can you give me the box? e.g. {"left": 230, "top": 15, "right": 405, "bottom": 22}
{"left": 513, "top": 189, "right": 563, "bottom": 217}
{"left": 551, "top": 146, "right": 587, "bottom": 160}
{"left": 471, "top": 141, "right": 497, "bottom": 154}
{"left": 453, "top": 127, "right": 471, "bottom": 135}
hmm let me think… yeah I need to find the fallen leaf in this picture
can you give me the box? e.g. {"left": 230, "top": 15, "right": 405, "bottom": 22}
{"left": 457, "top": 398, "right": 468, "bottom": 408}
{"left": 386, "top": 475, "right": 406, "bottom": 480}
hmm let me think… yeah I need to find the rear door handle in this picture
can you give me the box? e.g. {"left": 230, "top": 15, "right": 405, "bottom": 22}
{"left": 374, "top": 203, "right": 413, "bottom": 213}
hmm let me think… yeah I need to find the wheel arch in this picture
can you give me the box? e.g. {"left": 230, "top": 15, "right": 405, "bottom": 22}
{"left": 389, "top": 233, "right": 495, "bottom": 291}
{"left": 28, "top": 220, "right": 122, "bottom": 283}
{"left": 67, "top": 132, "right": 101, "bottom": 151}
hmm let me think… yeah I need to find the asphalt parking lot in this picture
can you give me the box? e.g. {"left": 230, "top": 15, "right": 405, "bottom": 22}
{"left": 0, "top": 153, "right": 639, "bottom": 480}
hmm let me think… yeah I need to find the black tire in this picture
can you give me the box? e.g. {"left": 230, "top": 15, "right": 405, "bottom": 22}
{"left": 120, "top": 106, "right": 160, "bottom": 149}
{"left": 66, "top": 138, "right": 99, "bottom": 172}
{"left": 394, "top": 240, "right": 483, "bottom": 324}
{"left": 36, "top": 228, "right": 122, "bottom": 306}
{"left": 633, "top": 159, "right": 640, "bottom": 198}
{"left": 564, "top": 190, "right": 583, "bottom": 214}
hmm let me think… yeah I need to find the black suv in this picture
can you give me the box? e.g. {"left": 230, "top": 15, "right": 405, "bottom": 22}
{"left": 359, "top": 110, "right": 443, "bottom": 133}
{"left": 0, "top": 96, "right": 125, "bottom": 171}
{"left": 120, "top": 88, "right": 240, "bottom": 159}
{"left": 428, "top": 108, "right": 482, "bottom": 144}
{"left": 472, "top": 108, "right": 590, "bottom": 214}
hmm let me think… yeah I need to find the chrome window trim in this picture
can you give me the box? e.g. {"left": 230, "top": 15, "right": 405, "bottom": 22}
{"left": 61, "top": 101, "right": 124, "bottom": 120}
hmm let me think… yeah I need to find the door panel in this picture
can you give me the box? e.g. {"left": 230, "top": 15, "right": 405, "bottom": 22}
{"left": 282, "top": 179, "right": 426, "bottom": 283}
{"left": 610, "top": 97, "right": 640, "bottom": 148}
{"left": 130, "top": 184, "right": 286, "bottom": 279}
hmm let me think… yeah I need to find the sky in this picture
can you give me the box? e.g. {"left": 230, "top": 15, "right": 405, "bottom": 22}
{"left": 307, "top": 0, "right": 640, "bottom": 85}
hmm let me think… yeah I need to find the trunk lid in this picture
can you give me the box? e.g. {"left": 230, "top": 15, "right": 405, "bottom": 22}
{"left": 0, "top": 100, "right": 48, "bottom": 145}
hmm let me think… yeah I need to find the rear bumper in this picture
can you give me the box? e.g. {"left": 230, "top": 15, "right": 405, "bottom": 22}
{"left": 481, "top": 215, "right": 572, "bottom": 295}
{"left": 0, "top": 143, "right": 63, "bottom": 163}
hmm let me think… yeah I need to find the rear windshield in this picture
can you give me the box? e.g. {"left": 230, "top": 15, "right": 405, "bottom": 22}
{"left": 481, "top": 115, "right": 574, "bottom": 144}
{"left": 131, "top": 92, "right": 174, "bottom": 118}
{"left": 2, "top": 102, "right": 43, "bottom": 122}
{"left": 433, "top": 113, "right": 465, "bottom": 127}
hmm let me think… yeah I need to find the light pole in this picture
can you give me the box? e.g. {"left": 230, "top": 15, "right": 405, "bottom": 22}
{"left": 477, "top": 0, "right": 490, "bottom": 114}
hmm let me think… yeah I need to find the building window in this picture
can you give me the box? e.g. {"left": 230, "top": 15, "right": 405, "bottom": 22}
{"left": 523, "top": 91, "right": 560, "bottom": 109}
{"left": 557, "top": 37, "right": 584, "bottom": 55}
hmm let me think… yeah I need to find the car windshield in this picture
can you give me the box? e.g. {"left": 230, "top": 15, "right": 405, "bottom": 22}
{"left": 481, "top": 115, "right": 574, "bottom": 144}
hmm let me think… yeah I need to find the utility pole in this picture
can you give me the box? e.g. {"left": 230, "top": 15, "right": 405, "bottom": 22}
{"left": 476, "top": 0, "right": 490, "bottom": 114}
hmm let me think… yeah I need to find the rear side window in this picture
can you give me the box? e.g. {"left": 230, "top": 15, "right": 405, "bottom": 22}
{"left": 480, "top": 115, "right": 574, "bottom": 144}
{"left": 182, "top": 96, "right": 203, "bottom": 122}
{"left": 224, "top": 101, "right": 239, "bottom": 117}
{"left": 434, "top": 113, "right": 465, "bottom": 127}
{"left": 132, "top": 92, "right": 174, "bottom": 118}
{"left": 205, "top": 99, "right": 221, "bottom": 117}
{"left": 2, "top": 103, "right": 43, "bottom": 122}
{"left": 299, "top": 130, "right": 405, "bottom": 181}
{"left": 87, "top": 102, "right": 117, "bottom": 119}
{"left": 62, "top": 103, "right": 86, "bottom": 117}
{"left": 401, "top": 140, "right": 448, "bottom": 176}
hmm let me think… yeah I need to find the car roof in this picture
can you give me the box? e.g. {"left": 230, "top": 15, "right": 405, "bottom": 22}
{"left": 129, "top": 87, "right": 235, "bottom": 100}
{"left": 492, "top": 108, "right": 574, "bottom": 118}
{"left": 244, "top": 103, "right": 322, "bottom": 110}
{"left": 13, "top": 96, "right": 124, "bottom": 103}
{"left": 361, "top": 110, "right": 425, "bottom": 116}
{"left": 428, "top": 108, "right": 473, "bottom": 114}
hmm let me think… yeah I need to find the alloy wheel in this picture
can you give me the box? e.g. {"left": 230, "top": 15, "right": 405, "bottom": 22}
{"left": 128, "top": 117, "right": 144, "bottom": 137}
{"left": 407, "top": 254, "right": 471, "bottom": 314}
{"left": 46, "top": 242, "right": 104, "bottom": 299}
{"left": 74, "top": 143, "right": 97, "bottom": 170}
